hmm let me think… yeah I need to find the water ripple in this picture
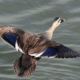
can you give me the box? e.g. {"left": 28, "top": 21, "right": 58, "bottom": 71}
{"left": 0, "top": 4, "right": 53, "bottom": 23}
{"left": 0, "top": 0, "right": 80, "bottom": 80}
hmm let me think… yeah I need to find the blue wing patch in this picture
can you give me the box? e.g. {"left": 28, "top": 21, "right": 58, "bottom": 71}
{"left": 42, "top": 47, "right": 57, "bottom": 57}
{"left": 2, "top": 32, "right": 18, "bottom": 47}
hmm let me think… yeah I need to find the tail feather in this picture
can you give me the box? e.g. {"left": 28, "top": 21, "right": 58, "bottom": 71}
{"left": 13, "top": 54, "right": 36, "bottom": 77}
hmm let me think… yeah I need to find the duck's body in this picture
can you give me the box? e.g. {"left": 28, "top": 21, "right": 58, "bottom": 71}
{"left": 0, "top": 17, "right": 80, "bottom": 77}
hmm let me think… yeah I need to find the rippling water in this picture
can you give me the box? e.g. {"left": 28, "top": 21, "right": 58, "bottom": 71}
{"left": 0, "top": 0, "right": 80, "bottom": 80}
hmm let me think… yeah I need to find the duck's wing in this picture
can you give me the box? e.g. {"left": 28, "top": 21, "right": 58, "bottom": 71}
{"left": 28, "top": 39, "right": 80, "bottom": 58}
{"left": 42, "top": 41, "right": 80, "bottom": 58}
{"left": 0, "top": 25, "right": 32, "bottom": 48}
{"left": 13, "top": 54, "right": 37, "bottom": 77}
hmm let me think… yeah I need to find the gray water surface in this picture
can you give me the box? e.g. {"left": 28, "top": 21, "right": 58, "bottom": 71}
{"left": 0, "top": 0, "right": 80, "bottom": 80}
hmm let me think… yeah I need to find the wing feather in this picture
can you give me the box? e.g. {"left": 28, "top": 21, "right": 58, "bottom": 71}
{"left": 0, "top": 25, "right": 32, "bottom": 49}
{"left": 55, "top": 44, "right": 80, "bottom": 58}
{"left": 2, "top": 32, "right": 18, "bottom": 47}
{"left": 41, "top": 41, "right": 80, "bottom": 58}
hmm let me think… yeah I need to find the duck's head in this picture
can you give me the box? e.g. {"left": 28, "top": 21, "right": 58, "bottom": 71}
{"left": 52, "top": 17, "right": 65, "bottom": 27}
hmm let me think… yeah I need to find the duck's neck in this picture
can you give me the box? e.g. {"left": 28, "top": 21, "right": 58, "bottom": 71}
{"left": 45, "top": 22, "right": 59, "bottom": 40}
{"left": 47, "top": 22, "right": 58, "bottom": 33}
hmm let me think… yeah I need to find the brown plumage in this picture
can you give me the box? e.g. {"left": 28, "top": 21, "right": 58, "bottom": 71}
{"left": 0, "top": 17, "right": 80, "bottom": 77}
{"left": 13, "top": 54, "right": 36, "bottom": 77}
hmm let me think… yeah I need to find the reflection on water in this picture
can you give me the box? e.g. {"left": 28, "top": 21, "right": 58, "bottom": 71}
{"left": 0, "top": 0, "right": 80, "bottom": 80}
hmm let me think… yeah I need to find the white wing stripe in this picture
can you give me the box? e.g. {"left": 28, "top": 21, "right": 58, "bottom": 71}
{"left": 15, "top": 41, "right": 24, "bottom": 54}
{"left": 29, "top": 49, "right": 46, "bottom": 58}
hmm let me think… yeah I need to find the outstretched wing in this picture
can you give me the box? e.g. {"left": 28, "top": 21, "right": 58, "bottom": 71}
{"left": 13, "top": 54, "right": 37, "bottom": 77}
{"left": 55, "top": 44, "right": 80, "bottom": 58}
{"left": 0, "top": 25, "right": 32, "bottom": 49}
{"left": 42, "top": 41, "right": 80, "bottom": 58}
{"left": 25, "top": 36, "right": 80, "bottom": 58}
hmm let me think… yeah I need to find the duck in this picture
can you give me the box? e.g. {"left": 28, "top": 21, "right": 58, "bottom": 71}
{"left": 0, "top": 17, "right": 80, "bottom": 77}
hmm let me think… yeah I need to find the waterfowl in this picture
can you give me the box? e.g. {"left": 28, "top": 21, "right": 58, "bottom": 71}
{"left": 0, "top": 17, "right": 80, "bottom": 77}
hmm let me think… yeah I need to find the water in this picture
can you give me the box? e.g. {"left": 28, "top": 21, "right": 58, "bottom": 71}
{"left": 0, "top": 0, "right": 80, "bottom": 80}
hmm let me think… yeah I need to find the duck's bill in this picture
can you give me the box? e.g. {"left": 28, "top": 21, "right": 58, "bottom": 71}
{"left": 54, "top": 17, "right": 65, "bottom": 23}
{"left": 60, "top": 18, "right": 65, "bottom": 23}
